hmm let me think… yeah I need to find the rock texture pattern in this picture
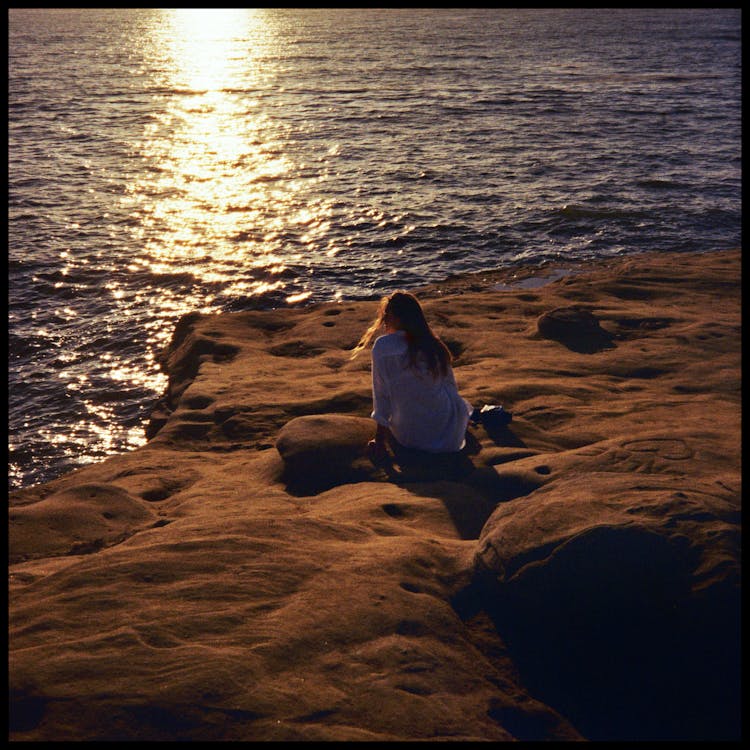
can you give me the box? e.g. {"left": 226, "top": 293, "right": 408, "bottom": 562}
{"left": 9, "top": 249, "right": 741, "bottom": 741}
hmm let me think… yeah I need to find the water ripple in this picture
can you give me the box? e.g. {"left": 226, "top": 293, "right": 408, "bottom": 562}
{"left": 8, "top": 7, "right": 741, "bottom": 490}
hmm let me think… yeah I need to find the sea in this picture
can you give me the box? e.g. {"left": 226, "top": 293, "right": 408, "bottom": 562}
{"left": 8, "top": 8, "right": 741, "bottom": 491}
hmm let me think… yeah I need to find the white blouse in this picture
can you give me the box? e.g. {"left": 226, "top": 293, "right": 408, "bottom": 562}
{"left": 370, "top": 331, "right": 473, "bottom": 453}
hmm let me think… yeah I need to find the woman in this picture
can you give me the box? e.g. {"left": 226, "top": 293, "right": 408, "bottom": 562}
{"left": 351, "top": 291, "right": 473, "bottom": 463}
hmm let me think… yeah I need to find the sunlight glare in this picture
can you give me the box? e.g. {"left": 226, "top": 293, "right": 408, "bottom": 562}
{"left": 170, "top": 9, "right": 260, "bottom": 92}
{"left": 122, "top": 7, "right": 336, "bottom": 334}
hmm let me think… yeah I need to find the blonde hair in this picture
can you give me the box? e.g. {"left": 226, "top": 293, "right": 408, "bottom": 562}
{"left": 351, "top": 291, "right": 452, "bottom": 377}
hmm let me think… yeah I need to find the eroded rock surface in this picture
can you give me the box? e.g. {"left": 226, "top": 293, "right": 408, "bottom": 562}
{"left": 9, "top": 249, "right": 741, "bottom": 741}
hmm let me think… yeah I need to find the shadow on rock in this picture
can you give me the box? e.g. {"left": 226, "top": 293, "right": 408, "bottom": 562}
{"left": 537, "top": 306, "right": 615, "bottom": 354}
{"left": 455, "top": 524, "right": 741, "bottom": 741}
{"left": 385, "top": 440, "right": 542, "bottom": 540}
{"left": 276, "top": 415, "right": 545, "bottom": 536}
{"left": 481, "top": 423, "right": 527, "bottom": 447}
{"left": 380, "top": 449, "right": 497, "bottom": 540}
{"left": 280, "top": 459, "right": 385, "bottom": 497}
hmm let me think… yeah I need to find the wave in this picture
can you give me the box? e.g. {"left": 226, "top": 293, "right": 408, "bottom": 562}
{"left": 555, "top": 204, "right": 646, "bottom": 221}
{"left": 7, "top": 6, "right": 741, "bottom": 492}
{"left": 578, "top": 72, "right": 725, "bottom": 85}
{"left": 636, "top": 178, "right": 683, "bottom": 190}
{"left": 147, "top": 86, "right": 210, "bottom": 97}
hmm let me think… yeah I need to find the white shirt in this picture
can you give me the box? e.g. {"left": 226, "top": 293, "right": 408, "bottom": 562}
{"left": 370, "top": 331, "right": 473, "bottom": 453}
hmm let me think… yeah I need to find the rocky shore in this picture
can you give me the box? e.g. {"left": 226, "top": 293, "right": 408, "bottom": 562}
{"left": 9, "top": 248, "right": 741, "bottom": 741}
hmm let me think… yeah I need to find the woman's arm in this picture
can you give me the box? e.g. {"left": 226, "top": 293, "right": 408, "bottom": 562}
{"left": 369, "top": 342, "right": 393, "bottom": 462}
{"left": 370, "top": 342, "right": 392, "bottom": 427}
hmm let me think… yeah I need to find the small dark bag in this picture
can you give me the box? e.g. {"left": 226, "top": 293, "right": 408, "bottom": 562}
{"left": 470, "top": 404, "right": 512, "bottom": 430}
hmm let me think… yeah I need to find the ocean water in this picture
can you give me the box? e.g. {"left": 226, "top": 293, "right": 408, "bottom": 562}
{"left": 8, "top": 8, "right": 741, "bottom": 491}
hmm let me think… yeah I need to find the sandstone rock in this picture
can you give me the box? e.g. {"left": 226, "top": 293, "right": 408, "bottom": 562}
{"left": 276, "top": 414, "right": 378, "bottom": 493}
{"left": 9, "top": 483, "right": 156, "bottom": 563}
{"left": 8, "top": 249, "right": 741, "bottom": 742}
{"left": 473, "top": 471, "right": 740, "bottom": 741}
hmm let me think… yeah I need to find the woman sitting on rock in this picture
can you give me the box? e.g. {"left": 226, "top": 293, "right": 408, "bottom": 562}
{"left": 351, "top": 291, "right": 474, "bottom": 464}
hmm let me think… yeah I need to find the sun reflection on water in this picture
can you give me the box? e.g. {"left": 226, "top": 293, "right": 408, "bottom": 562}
{"left": 18, "top": 9, "right": 341, "bottom": 484}
{"left": 123, "top": 7, "right": 331, "bottom": 324}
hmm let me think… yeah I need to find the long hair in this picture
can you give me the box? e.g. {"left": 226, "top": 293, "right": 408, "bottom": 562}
{"left": 350, "top": 291, "right": 452, "bottom": 378}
